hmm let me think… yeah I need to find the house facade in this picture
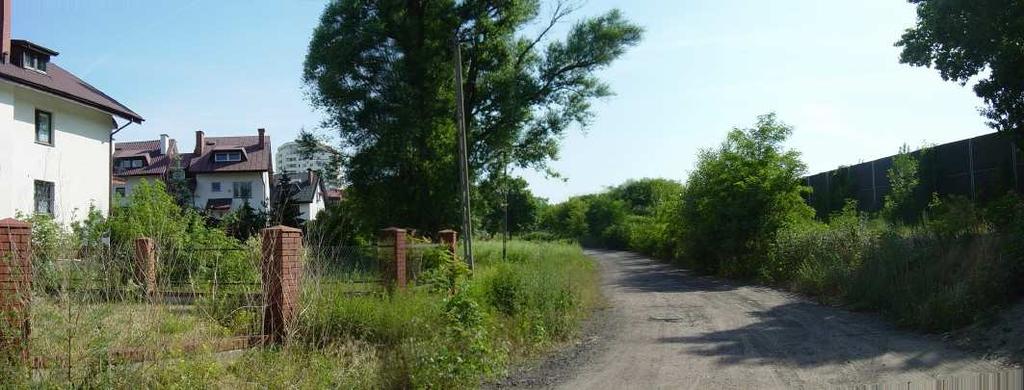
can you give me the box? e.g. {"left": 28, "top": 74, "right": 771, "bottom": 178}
{"left": 188, "top": 129, "right": 272, "bottom": 218}
{"left": 0, "top": 1, "right": 143, "bottom": 223}
{"left": 111, "top": 134, "right": 177, "bottom": 199}
{"left": 272, "top": 170, "right": 326, "bottom": 222}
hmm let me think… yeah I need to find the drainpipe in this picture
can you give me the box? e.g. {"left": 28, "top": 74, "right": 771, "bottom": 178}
{"left": 109, "top": 120, "right": 133, "bottom": 215}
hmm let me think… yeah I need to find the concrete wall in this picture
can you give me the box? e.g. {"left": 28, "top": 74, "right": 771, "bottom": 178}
{"left": 0, "top": 81, "right": 115, "bottom": 224}
{"left": 193, "top": 171, "right": 270, "bottom": 213}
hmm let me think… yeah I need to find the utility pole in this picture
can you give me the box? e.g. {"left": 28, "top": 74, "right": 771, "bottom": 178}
{"left": 452, "top": 37, "right": 474, "bottom": 270}
{"left": 502, "top": 152, "right": 509, "bottom": 262}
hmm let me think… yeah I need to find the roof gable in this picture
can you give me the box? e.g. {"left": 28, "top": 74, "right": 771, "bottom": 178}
{"left": 0, "top": 47, "right": 143, "bottom": 123}
{"left": 112, "top": 139, "right": 177, "bottom": 177}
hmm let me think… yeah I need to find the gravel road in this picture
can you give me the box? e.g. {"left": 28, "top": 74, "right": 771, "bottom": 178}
{"left": 503, "top": 250, "right": 1008, "bottom": 389}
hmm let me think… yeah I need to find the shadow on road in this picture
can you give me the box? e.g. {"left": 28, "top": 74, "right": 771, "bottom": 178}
{"left": 655, "top": 294, "right": 984, "bottom": 374}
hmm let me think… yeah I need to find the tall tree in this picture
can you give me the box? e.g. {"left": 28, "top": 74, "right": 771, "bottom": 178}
{"left": 477, "top": 175, "right": 544, "bottom": 236}
{"left": 270, "top": 174, "right": 304, "bottom": 228}
{"left": 166, "top": 154, "right": 193, "bottom": 210}
{"left": 897, "top": 0, "right": 1024, "bottom": 148}
{"left": 303, "top": 0, "right": 642, "bottom": 233}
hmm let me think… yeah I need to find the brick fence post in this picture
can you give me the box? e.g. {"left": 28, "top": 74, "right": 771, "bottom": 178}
{"left": 438, "top": 229, "right": 457, "bottom": 261}
{"left": 379, "top": 228, "right": 407, "bottom": 290}
{"left": 0, "top": 218, "right": 31, "bottom": 365}
{"left": 133, "top": 238, "right": 157, "bottom": 297}
{"left": 261, "top": 225, "right": 303, "bottom": 344}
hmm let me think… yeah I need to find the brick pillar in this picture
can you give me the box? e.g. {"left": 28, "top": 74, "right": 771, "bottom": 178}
{"left": 261, "top": 225, "right": 303, "bottom": 344}
{"left": 0, "top": 218, "right": 31, "bottom": 364}
{"left": 438, "top": 229, "right": 457, "bottom": 261}
{"left": 133, "top": 238, "right": 157, "bottom": 297}
{"left": 379, "top": 228, "right": 407, "bottom": 290}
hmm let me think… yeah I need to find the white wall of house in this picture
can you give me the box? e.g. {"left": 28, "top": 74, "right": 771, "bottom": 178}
{"left": 193, "top": 171, "right": 271, "bottom": 213}
{"left": 0, "top": 81, "right": 115, "bottom": 224}
{"left": 298, "top": 185, "right": 326, "bottom": 222}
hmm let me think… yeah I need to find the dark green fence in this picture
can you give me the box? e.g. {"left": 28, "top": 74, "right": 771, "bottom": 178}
{"left": 804, "top": 132, "right": 1023, "bottom": 218}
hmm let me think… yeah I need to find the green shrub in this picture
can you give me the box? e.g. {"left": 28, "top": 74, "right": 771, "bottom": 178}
{"left": 675, "top": 113, "right": 814, "bottom": 277}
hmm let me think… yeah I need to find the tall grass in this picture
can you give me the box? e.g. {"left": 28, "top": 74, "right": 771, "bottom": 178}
{"left": 290, "top": 239, "right": 598, "bottom": 388}
{"left": 766, "top": 195, "right": 1024, "bottom": 332}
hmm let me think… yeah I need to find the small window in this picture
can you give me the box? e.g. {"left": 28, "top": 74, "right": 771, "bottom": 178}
{"left": 35, "top": 110, "right": 52, "bottom": 145}
{"left": 115, "top": 187, "right": 126, "bottom": 197}
{"left": 23, "top": 52, "right": 47, "bottom": 72}
{"left": 233, "top": 181, "right": 252, "bottom": 199}
{"left": 34, "top": 180, "right": 54, "bottom": 214}
{"left": 211, "top": 182, "right": 221, "bottom": 192}
{"left": 117, "top": 158, "right": 144, "bottom": 169}
{"left": 214, "top": 151, "right": 243, "bottom": 162}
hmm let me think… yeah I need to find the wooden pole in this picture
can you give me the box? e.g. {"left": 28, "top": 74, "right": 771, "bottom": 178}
{"left": 452, "top": 37, "right": 475, "bottom": 270}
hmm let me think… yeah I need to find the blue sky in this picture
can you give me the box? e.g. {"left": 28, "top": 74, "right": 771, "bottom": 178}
{"left": 13, "top": 1, "right": 990, "bottom": 203}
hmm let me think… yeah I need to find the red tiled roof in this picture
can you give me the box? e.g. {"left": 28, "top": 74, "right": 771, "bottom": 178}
{"left": 112, "top": 139, "right": 176, "bottom": 177}
{"left": 187, "top": 136, "right": 272, "bottom": 174}
{"left": 0, "top": 59, "right": 143, "bottom": 123}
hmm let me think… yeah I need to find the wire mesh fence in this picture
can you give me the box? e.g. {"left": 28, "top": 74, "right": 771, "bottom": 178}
{"left": 25, "top": 241, "right": 266, "bottom": 370}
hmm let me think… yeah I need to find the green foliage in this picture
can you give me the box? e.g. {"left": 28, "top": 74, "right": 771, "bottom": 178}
{"left": 540, "top": 195, "right": 589, "bottom": 240}
{"left": 219, "top": 200, "right": 267, "bottom": 241}
{"left": 303, "top": 0, "right": 642, "bottom": 233}
{"left": 165, "top": 154, "right": 193, "bottom": 210}
{"left": 270, "top": 173, "right": 304, "bottom": 228}
{"left": 297, "top": 239, "right": 595, "bottom": 387}
{"left": 923, "top": 194, "right": 987, "bottom": 241}
{"left": 675, "top": 113, "right": 814, "bottom": 277}
{"left": 14, "top": 211, "right": 69, "bottom": 293}
{"left": 882, "top": 144, "right": 922, "bottom": 224}
{"left": 477, "top": 175, "right": 546, "bottom": 237}
{"left": 108, "top": 179, "right": 257, "bottom": 285}
{"left": 108, "top": 179, "right": 192, "bottom": 250}
{"left": 306, "top": 200, "right": 368, "bottom": 247}
{"left": 897, "top": 0, "right": 1024, "bottom": 149}
{"left": 539, "top": 178, "right": 682, "bottom": 257}
{"left": 765, "top": 192, "right": 1024, "bottom": 332}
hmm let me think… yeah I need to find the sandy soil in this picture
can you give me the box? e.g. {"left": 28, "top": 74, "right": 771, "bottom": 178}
{"left": 499, "top": 250, "right": 1011, "bottom": 389}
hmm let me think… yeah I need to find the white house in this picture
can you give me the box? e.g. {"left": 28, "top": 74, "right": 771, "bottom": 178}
{"left": 0, "top": 1, "right": 143, "bottom": 223}
{"left": 188, "top": 129, "right": 272, "bottom": 219}
{"left": 271, "top": 170, "right": 326, "bottom": 223}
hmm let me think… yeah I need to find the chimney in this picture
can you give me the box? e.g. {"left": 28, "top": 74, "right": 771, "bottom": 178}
{"left": 1, "top": 0, "right": 11, "bottom": 63}
{"left": 307, "top": 168, "right": 314, "bottom": 184}
{"left": 159, "top": 134, "right": 169, "bottom": 156}
{"left": 195, "top": 130, "right": 205, "bottom": 155}
{"left": 258, "top": 128, "right": 266, "bottom": 149}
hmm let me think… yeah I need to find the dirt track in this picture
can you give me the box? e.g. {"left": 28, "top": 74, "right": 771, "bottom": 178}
{"left": 539, "top": 250, "right": 1007, "bottom": 389}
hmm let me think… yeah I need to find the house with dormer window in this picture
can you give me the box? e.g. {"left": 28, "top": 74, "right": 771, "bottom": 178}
{"left": 112, "top": 134, "right": 177, "bottom": 199}
{"left": 187, "top": 129, "right": 272, "bottom": 218}
{"left": 0, "top": 0, "right": 144, "bottom": 223}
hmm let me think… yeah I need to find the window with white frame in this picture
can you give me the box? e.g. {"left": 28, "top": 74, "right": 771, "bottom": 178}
{"left": 23, "top": 52, "right": 47, "bottom": 72}
{"left": 35, "top": 110, "right": 52, "bottom": 145}
{"left": 211, "top": 182, "right": 221, "bottom": 192}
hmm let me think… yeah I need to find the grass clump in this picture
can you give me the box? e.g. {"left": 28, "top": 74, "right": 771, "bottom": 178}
{"left": 292, "top": 239, "right": 598, "bottom": 388}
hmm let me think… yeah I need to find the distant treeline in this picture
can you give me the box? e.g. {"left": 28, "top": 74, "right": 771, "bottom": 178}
{"left": 805, "top": 131, "right": 1024, "bottom": 218}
